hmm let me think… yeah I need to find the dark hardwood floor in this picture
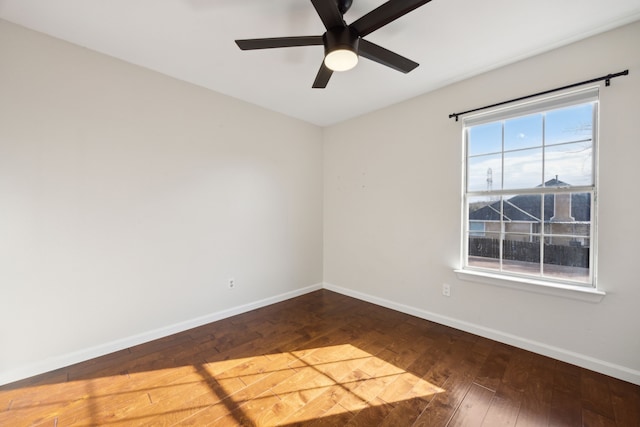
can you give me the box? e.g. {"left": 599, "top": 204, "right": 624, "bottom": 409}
{"left": 1, "top": 290, "right": 639, "bottom": 426}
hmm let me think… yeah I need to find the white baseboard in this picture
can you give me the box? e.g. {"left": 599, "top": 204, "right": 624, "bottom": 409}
{"left": 322, "top": 282, "right": 640, "bottom": 386}
{"left": 0, "top": 283, "right": 323, "bottom": 386}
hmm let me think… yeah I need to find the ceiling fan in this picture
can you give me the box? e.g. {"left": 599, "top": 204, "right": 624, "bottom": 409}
{"left": 235, "top": 0, "right": 432, "bottom": 88}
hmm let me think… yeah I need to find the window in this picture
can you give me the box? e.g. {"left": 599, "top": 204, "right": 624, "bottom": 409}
{"left": 469, "top": 221, "right": 486, "bottom": 237}
{"left": 462, "top": 88, "right": 598, "bottom": 288}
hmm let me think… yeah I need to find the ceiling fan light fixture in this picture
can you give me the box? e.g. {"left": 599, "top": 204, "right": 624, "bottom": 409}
{"left": 323, "top": 27, "right": 359, "bottom": 72}
{"left": 324, "top": 48, "right": 358, "bottom": 71}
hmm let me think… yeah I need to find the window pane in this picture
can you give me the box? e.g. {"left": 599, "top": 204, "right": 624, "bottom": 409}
{"left": 468, "top": 122, "right": 502, "bottom": 156}
{"left": 504, "top": 113, "right": 542, "bottom": 151}
{"left": 503, "top": 194, "right": 542, "bottom": 223}
{"left": 542, "top": 240, "right": 590, "bottom": 283}
{"left": 469, "top": 222, "right": 485, "bottom": 236}
{"left": 502, "top": 235, "right": 541, "bottom": 276}
{"left": 548, "top": 192, "right": 591, "bottom": 224}
{"left": 467, "top": 154, "right": 502, "bottom": 192}
{"left": 542, "top": 191, "right": 592, "bottom": 283}
{"left": 544, "top": 142, "right": 593, "bottom": 186}
{"left": 543, "top": 264, "right": 590, "bottom": 283}
{"left": 503, "top": 148, "right": 542, "bottom": 190}
{"left": 570, "top": 192, "right": 591, "bottom": 223}
{"left": 468, "top": 195, "right": 500, "bottom": 222}
{"left": 545, "top": 103, "right": 594, "bottom": 145}
{"left": 468, "top": 232, "right": 501, "bottom": 270}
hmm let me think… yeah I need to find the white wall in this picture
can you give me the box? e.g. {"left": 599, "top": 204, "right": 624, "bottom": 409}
{"left": 0, "top": 20, "right": 323, "bottom": 385}
{"left": 324, "top": 21, "right": 640, "bottom": 384}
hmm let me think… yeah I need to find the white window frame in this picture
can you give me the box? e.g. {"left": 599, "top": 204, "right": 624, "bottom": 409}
{"left": 455, "top": 87, "right": 605, "bottom": 302}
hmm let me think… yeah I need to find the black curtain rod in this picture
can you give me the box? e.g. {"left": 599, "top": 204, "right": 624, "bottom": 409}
{"left": 449, "top": 69, "right": 629, "bottom": 121}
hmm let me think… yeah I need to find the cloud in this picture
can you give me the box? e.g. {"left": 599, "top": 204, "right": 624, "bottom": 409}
{"left": 468, "top": 145, "right": 592, "bottom": 191}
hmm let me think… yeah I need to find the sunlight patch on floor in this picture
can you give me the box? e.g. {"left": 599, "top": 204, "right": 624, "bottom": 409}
{"left": 0, "top": 345, "right": 445, "bottom": 426}
{"left": 202, "top": 343, "right": 446, "bottom": 426}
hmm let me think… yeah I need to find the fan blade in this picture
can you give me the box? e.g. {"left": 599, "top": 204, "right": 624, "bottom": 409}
{"left": 312, "top": 62, "right": 333, "bottom": 88}
{"left": 311, "top": 0, "right": 345, "bottom": 30}
{"left": 359, "top": 39, "right": 418, "bottom": 73}
{"left": 236, "top": 36, "right": 323, "bottom": 50}
{"left": 350, "top": 0, "right": 432, "bottom": 37}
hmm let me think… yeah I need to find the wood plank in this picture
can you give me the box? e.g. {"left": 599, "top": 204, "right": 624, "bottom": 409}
{"left": 608, "top": 376, "right": 640, "bottom": 427}
{"left": 514, "top": 355, "right": 555, "bottom": 427}
{"left": 582, "top": 407, "right": 617, "bottom": 427}
{"left": 414, "top": 342, "right": 488, "bottom": 426}
{"left": 279, "top": 383, "right": 353, "bottom": 425}
{"left": 448, "top": 383, "right": 495, "bottom": 427}
{"left": 474, "top": 343, "right": 513, "bottom": 392}
{"left": 549, "top": 389, "right": 582, "bottom": 427}
{"left": 379, "top": 396, "right": 432, "bottom": 426}
{"left": 481, "top": 390, "right": 521, "bottom": 427}
{"left": 481, "top": 347, "right": 532, "bottom": 426}
{"left": 305, "top": 405, "right": 356, "bottom": 427}
{"left": 581, "top": 370, "right": 615, "bottom": 419}
{"left": 501, "top": 348, "right": 533, "bottom": 394}
{"left": 344, "top": 397, "right": 395, "bottom": 427}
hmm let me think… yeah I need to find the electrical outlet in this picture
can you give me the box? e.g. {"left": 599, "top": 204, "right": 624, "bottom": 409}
{"left": 442, "top": 283, "right": 451, "bottom": 297}
{"left": 228, "top": 278, "right": 235, "bottom": 289}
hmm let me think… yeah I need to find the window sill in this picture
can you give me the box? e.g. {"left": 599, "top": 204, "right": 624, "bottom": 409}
{"left": 454, "top": 269, "right": 606, "bottom": 303}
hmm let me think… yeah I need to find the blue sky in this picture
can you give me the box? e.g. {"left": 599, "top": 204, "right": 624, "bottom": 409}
{"left": 467, "top": 103, "right": 594, "bottom": 192}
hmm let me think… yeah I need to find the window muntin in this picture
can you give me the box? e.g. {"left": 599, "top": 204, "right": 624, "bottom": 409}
{"left": 463, "top": 89, "right": 597, "bottom": 287}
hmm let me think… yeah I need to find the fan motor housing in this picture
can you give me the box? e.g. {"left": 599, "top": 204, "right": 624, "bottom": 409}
{"left": 323, "top": 27, "right": 360, "bottom": 56}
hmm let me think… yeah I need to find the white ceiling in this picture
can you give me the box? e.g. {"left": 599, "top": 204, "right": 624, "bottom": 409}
{"left": 1, "top": 0, "right": 639, "bottom": 126}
